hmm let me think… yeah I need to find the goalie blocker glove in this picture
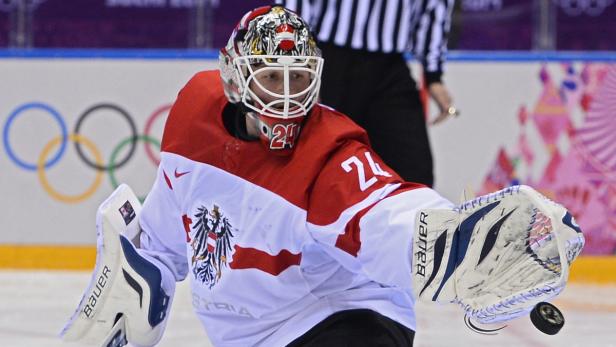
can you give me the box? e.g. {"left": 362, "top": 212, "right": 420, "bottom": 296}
{"left": 412, "top": 185, "right": 584, "bottom": 324}
{"left": 61, "top": 184, "right": 173, "bottom": 347}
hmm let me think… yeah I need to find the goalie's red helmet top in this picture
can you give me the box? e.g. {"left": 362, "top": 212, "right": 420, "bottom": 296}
{"left": 219, "top": 6, "right": 324, "bottom": 154}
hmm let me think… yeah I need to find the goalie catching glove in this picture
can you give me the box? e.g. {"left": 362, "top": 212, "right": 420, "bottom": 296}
{"left": 413, "top": 185, "right": 585, "bottom": 324}
{"left": 61, "top": 184, "right": 174, "bottom": 347}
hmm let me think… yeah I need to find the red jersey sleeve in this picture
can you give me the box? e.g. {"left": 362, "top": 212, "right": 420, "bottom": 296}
{"left": 307, "top": 140, "right": 451, "bottom": 289}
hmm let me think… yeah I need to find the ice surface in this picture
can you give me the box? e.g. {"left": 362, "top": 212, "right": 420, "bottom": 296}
{"left": 0, "top": 271, "right": 614, "bottom": 346}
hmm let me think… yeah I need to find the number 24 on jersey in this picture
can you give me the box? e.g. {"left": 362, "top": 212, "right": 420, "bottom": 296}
{"left": 341, "top": 151, "right": 392, "bottom": 191}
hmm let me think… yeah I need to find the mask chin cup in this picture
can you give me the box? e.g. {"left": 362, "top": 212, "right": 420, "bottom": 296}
{"left": 249, "top": 113, "right": 304, "bottom": 155}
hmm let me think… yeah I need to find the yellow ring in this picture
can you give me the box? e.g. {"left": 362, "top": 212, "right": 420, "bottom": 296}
{"left": 37, "top": 134, "right": 104, "bottom": 204}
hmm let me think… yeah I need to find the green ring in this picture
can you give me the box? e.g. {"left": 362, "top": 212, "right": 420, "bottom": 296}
{"left": 109, "top": 135, "right": 161, "bottom": 202}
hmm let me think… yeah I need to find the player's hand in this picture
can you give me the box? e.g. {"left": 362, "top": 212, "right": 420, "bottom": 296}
{"left": 427, "top": 82, "right": 459, "bottom": 125}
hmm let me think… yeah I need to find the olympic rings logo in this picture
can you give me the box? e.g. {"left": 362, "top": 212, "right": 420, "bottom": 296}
{"left": 3, "top": 101, "right": 172, "bottom": 203}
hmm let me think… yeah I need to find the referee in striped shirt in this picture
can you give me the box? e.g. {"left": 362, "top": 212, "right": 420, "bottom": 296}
{"left": 275, "top": 0, "right": 456, "bottom": 187}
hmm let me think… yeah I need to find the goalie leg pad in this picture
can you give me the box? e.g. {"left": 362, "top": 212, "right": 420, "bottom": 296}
{"left": 119, "top": 236, "right": 170, "bottom": 328}
{"left": 412, "top": 185, "right": 584, "bottom": 323}
{"left": 61, "top": 184, "right": 174, "bottom": 347}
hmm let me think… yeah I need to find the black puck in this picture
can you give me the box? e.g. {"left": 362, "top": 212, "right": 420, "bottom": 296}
{"left": 530, "top": 302, "right": 565, "bottom": 335}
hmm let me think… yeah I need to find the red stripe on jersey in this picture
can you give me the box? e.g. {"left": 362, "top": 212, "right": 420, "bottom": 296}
{"left": 182, "top": 214, "right": 192, "bottom": 242}
{"left": 229, "top": 245, "right": 301, "bottom": 276}
{"left": 336, "top": 201, "right": 378, "bottom": 257}
{"left": 163, "top": 170, "right": 173, "bottom": 190}
{"left": 335, "top": 183, "right": 427, "bottom": 257}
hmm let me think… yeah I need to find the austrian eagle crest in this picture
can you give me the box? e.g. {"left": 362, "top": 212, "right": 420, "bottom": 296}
{"left": 190, "top": 204, "right": 234, "bottom": 288}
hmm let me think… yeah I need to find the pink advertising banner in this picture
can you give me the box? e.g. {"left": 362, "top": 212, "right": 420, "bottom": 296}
{"left": 475, "top": 64, "right": 616, "bottom": 254}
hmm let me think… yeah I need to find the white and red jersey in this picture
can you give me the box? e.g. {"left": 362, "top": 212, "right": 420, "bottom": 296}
{"left": 139, "top": 70, "right": 452, "bottom": 346}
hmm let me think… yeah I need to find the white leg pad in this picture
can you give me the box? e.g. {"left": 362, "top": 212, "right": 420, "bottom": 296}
{"left": 61, "top": 184, "right": 172, "bottom": 347}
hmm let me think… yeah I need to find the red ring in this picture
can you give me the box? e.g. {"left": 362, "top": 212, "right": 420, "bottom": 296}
{"left": 143, "top": 104, "right": 172, "bottom": 165}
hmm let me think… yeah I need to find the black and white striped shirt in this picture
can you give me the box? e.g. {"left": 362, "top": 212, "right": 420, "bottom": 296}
{"left": 275, "top": 0, "right": 454, "bottom": 80}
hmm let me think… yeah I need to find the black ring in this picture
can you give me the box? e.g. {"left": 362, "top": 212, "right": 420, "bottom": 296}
{"left": 73, "top": 103, "right": 137, "bottom": 171}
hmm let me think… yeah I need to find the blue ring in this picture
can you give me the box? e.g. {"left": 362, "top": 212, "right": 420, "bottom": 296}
{"left": 3, "top": 102, "right": 68, "bottom": 171}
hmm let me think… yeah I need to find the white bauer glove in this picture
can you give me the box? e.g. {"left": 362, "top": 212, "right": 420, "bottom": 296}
{"left": 61, "top": 184, "right": 173, "bottom": 347}
{"left": 413, "top": 185, "right": 585, "bottom": 324}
